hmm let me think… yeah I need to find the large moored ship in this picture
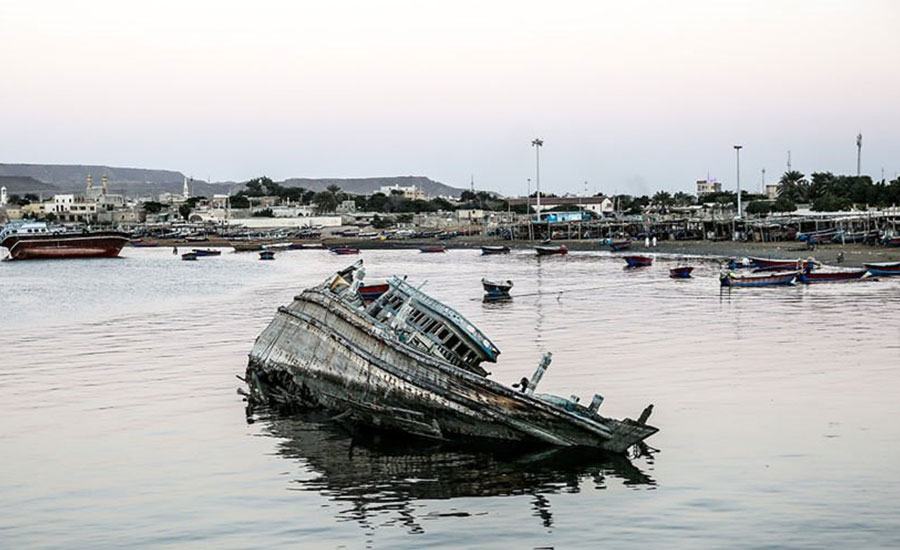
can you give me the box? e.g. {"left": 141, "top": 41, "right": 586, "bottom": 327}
{"left": 0, "top": 221, "right": 130, "bottom": 260}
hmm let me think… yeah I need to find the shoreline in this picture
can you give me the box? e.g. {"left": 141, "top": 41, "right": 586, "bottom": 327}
{"left": 153, "top": 237, "right": 900, "bottom": 267}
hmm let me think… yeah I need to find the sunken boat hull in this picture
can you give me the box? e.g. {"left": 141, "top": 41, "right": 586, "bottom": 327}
{"left": 247, "top": 269, "right": 656, "bottom": 453}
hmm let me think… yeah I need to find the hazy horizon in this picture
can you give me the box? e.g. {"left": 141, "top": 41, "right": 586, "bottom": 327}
{"left": 1, "top": 0, "right": 898, "bottom": 197}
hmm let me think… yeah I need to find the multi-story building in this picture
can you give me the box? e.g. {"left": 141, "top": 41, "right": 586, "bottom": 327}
{"left": 696, "top": 179, "right": 722, "bottom": 196}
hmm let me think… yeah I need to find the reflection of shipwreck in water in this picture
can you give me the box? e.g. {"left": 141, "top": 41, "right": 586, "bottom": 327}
{"left": 245, "top": 261, "right": 657, "bottom": 453}
{"left": 259, "top": 413, "right": 655, "bottom": 532}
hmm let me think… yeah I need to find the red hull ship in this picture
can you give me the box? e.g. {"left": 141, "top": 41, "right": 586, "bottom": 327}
{"left": 1, "top": 222, "right": 130, "bottom": 261}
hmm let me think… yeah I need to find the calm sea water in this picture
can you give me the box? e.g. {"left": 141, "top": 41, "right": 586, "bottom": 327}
{"left": 2, "top": 247, "right": 899, "bottom": 549}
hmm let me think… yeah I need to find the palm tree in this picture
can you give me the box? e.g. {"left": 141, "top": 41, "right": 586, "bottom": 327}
{"left": 313, "top": 185, "right": 343, "bottom": 214}
{"left": 778, "top": 170, "right": 808, "bottom": 202}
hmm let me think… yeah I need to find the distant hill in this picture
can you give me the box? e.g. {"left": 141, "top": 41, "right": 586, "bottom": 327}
{"left": 279, "top": 176, "right": 464, "bottom": 198}
{"left": 0, "top": 164, "right": 465, "bottom": 199}
{"left": 0, "top": 175, "right": 59, "bottom": 196}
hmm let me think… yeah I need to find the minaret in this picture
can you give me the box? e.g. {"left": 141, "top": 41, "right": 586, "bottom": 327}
{"left": 1, "top": 186, "right": 7, "bottom": 207}
{"left": 183, "top": 176, "right": 190, "bottom": 199}
{"left": 86, "top": 174, "right": 93, "bottom": 192}
{"left": 101, "top": 175, "right": 109, "bottom": 195}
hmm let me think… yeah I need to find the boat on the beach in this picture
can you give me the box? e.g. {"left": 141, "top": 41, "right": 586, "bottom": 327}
{"left": 481, "top": 245, "right": 511, "bottom": 255}
{"left": 863, "top": 261, "right": 900, "bottom": 276}
{"left": 798, "top": 267, "right": 867, "bottom": 284}
{"left": 623, "top": 255, "right": 652, "bottom": 268}
{"left": 481, "top": 278, "right": 513, "bottom": 301}
{"left": 419, "top": 245, "right": 446, "bottom": 253}
{"left": 882, "top": 236, "right": 900, "bottom": 247}
{"left": 192, "top": 248, "right": 221, "bottom": 257}
{"left": 669, "top": 266, "right": 694, "bottom": 279}
{"left": 720, "top": 270, "right": 798, "bottom": 287}
{"left": 259, "top": 250, "right": 276, "bottom": 260}
{"left": 608, "top": 239, "right": 631, "bottom": 251}
{"left": 130, "top": 240, "right": 161, "bottom": 248}
{"left": 728, "top": 257, "right": 753, "bottom": 269}
{"left": 330, "top": 247, "right": 360, "bottom": 255}
{"left": 181, "top": 251, "right": 198, "bottom": 261}
{"left": 535, "top": 244, "right": 568, "bottom": 256}
{"left": 245, "top": 261, "right": 658, "bottom": 453}
{"left": 797, "top": 228, "right": 838, "bottom": 244}
{"left": 230, "top": 240, "right": 271, "bottom": 252}
{"left": 831, "top": 230, "right": 880, "bottom": 244}
{"left": 0, "top": 221, "right": 130, "bottom": 260}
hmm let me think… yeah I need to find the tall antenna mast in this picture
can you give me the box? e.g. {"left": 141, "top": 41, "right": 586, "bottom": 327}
{"left": 856, "top": 133, "right": 862, "bottom": 176}
{"left": 787, "top": 150, "right": 792, "bottom": 172}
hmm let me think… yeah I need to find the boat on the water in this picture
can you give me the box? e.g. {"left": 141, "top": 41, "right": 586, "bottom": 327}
{"left": 192, "top": 248, "right": 221, "bottom": 257}
{"left": 259, "top": 250, "right": 276, "bottom": 260}
{"left": 288, "top": 242, "right": 327, "bottom": 250}
{"left": 669, "top": 266, "right": 694, "bottom": 279}
{"left": 419, "top": 245, "right": 446, "bottom": 253}
{"left": 481, "top": 278, "right": 513, "bottom": 301}
{"left": 623, "top": 255, "right": 652, "bottom": 268}
{"left": 481, "top": 245, "right": 511, "bottom": 255}
{"left": 181, "top": 252, "right": 198, "bottom": 261}
{"left": 245, "top": 261, "right": 658, "bottom": 453}
{"left": 608, "top": 239, "right": 631, "bottom": 251}
{"left": 720, "top": 270, "right": 797, "bottom": 287}
{"left": 0, "top": 221, "right": 130, "bottom": 260}
{"left": 535, "top": 244, "right": 568, "bottom": 256}
{"left": 330, "top": 247, "right": 360, "bottom": 255}
{"left": 798, "top": 267, "right": 867, "bottom": 284}
{"left": 863, "top": 261, "right": 900, "bottom": 276}
{"left": 748, "top": 257, "right": 814, "bottom": 270}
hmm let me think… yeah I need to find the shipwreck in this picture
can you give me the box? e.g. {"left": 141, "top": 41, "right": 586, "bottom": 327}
{"left": 244, "top": 261, "right": 658, "bottom": 454}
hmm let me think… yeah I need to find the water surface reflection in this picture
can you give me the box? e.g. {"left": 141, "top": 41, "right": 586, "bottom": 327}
{"left": 258, "top": 412, "right": 655, "bottom": 533}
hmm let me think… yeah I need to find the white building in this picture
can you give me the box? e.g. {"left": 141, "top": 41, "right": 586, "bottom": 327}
{"left": 696, "top": 179, "right": 722, "bottom": 196}
{"left": 378, "top": 184, "right": 426, "bottom": 200}
{"left": 765, "top": 183, "right": 781, "bottom": 200}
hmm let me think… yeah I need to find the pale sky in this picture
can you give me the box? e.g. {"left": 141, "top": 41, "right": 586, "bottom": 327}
{"left": 1, "top": 0, "right": 898, "bottom": 196}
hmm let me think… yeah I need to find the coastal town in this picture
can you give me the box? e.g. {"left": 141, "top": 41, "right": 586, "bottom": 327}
{"left": 2, "top": 167, "right": 899, "bottom": 263}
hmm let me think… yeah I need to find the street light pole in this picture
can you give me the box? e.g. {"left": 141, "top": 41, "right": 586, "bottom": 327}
{"left": 734, "top": 145, "right": 743, "bottom": 219}
{"left": 532, "top": 139, "right": 543, "bottom": 221}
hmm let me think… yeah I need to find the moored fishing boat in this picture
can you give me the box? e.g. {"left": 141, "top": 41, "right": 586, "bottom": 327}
{"left": 798, "top": 267, "right": 867, "bottom": 284}
{"left": 481, "top": 245, "right": 511, "bottom": 255}
{"left": 358, "top": 283, "right": 390, "bottom": 302}
{"left": 882, "top": 236, "right": 900, "bottom": 247}
{"left": 419, "top": 245, "right": 446, "bottom": 253}
{"left": 0, "top": 221, "right": 130, "bottom": 260}
{"left": 259, "top": 250, "right": 276, "bottom": 260}
{"left": 863, "top": 261, "right": 900, "bottom": 276}
{"left": 748, "top": 256, "right": 811, "bottom": 270}
{"left": 669, "top": 266, "right": 694, "bottom": 279}
{"left": 535, "top": 244, "right": 567, "bottom": 256}
{"left": 623, "top": 255, "right": 652, "bottom": 267}
{"left": 797, "top": 228, "right": 837, "bottom": 244}
{"left": 330, "top": 246, "right": 360, "bottom": 255}
{"left": 181, "top": 251, "right": 198, "bottom": 261}
{"left": 192, "top": 248, "right": 221, "bottom": 257}
{"left": 481, "top": 278, "right": 513, "bottom": 301}
{"left": 720, "top": 270, "right": 797, "bottom": 287}
{"left": 245, "top": 261, "right": 658, "bottom": 453}
{"left": 608, "top": 239, "right": 631, "bottom": 251}
{"left": 288, "top": 242, "right": 327, "bottom": 250}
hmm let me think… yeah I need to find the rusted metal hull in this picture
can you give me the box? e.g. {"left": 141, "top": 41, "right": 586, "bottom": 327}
{"left": 2, "top": 232, "right": 130, "bottom": 260}
{"left": 248, "top": 288, "right": 656, "bottom": 453}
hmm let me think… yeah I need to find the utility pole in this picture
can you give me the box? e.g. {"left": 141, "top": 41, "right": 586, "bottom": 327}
{"left": 787, "top": 150, "right": 792, "bottom": 172}
{"left": 734, "top": 145, "right": 743, "bottom": 219}
{"left": 761, "top": 168, "right": 766, "bottom": 194}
